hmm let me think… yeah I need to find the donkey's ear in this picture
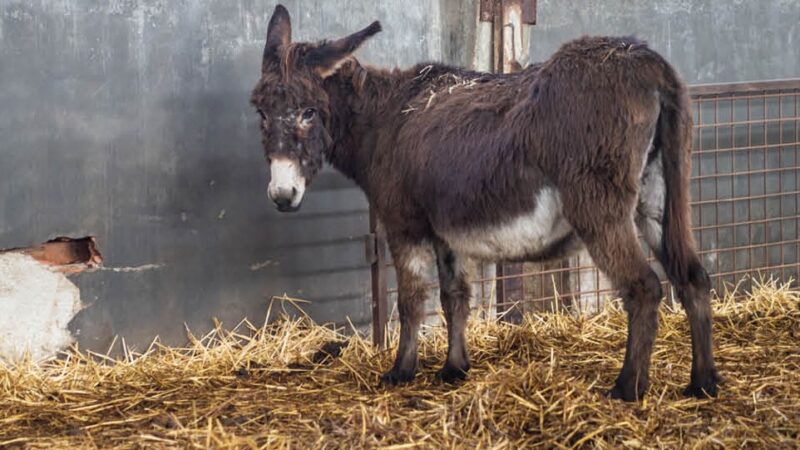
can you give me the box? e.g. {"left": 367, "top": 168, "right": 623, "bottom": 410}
{"left": 263, "top": 4, "right": 292, "bottom": 70}
{"left": 305, "top": 21, "right": 382, "bottom": 78}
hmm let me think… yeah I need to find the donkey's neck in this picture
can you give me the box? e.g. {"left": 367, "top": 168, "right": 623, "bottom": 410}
{"left": 322, "top": 61, "right": 480, "bottom": 194}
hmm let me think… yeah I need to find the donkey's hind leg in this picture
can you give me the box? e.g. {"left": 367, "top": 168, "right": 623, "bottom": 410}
{"left": 594, "top": 223, "right": 662, "bottom": 401}
{"left": 636, "top": 213, "right": 721, "bottom": 398}
{"left": 636, "top": 163, "right": 720, "bottom": 397}
{"left": 639, "top": 217, "right": 719, "bottom": 397}
{"left": 380, "top": 241, "right": 430, "bottom": 385}
{"left": 433, "top": 240, "right": 472, "bottom": 383}
{"left": 566, "top": 194, "right": 663, "bottom": 401}
{"left": 673, "top": 257, "right": 720, "bottom": 398}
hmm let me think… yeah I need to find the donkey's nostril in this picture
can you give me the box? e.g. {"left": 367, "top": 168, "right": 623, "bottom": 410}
{"left": 291, "top": 187, "right": 298, "bottom": 197}
{"left": 274, "top": 196, "right": 292, "bottom": 209}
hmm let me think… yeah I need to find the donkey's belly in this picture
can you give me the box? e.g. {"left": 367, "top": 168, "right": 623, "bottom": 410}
{"left": 438, "top": 188, "right": 578, "bottom": 261}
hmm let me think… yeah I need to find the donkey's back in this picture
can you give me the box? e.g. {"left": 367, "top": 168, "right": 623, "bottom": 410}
{"left": 392, "top": 37, "right": 677, "bottom": 259}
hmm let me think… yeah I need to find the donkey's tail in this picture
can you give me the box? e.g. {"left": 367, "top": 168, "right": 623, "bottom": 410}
{"left": 655, "top": 61, "right": 704, "bottom": 286}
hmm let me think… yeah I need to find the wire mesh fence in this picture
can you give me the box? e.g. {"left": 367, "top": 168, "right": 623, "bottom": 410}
{"left": 369, "top": 79, "right": 800, "bottom": 342}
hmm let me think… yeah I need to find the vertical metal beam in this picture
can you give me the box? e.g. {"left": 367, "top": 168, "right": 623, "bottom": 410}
{"left": 496, "top": 267, "right": 524, "bottom": 323}
{"left": 494, "top": 0, "right": 530, "bottom": 323}
{"left": 522, "top": 0, "right": 537, "bottom": 25}
{"left": 368, "top": 208, "right": 388, "bottom": 347}
{"left": 489, "top": 0, "right": 508, "bottom": 319}
{"left": 481, "top": 0, "right": 537, "bottom": 25}
{"left": 491, "top": 0, "right": 505, "bottom": 74}
{"left": 479, "top": 0, "right": 495, "bottom": 22}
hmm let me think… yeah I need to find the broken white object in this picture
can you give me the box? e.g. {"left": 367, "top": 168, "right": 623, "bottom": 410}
{"left": 0, "top": 253, "right": 84, "bottom": 362}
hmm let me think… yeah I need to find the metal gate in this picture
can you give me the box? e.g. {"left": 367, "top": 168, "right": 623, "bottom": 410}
{"left": 367, "top": 79, "right": 800, "bottom": 346}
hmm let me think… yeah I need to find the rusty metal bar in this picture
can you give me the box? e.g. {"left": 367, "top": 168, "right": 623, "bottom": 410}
{"left": 491, "top": 0, "right": 504, "bottom": 74}
{"left": 495, "top": 0, "right": 540, "bottom": 319}
{"left": 368, "top": 208, "right": 388, "bottom": 347}
{"left": 480, "top": 0, "right": 538, "bottom": 25}
{"left": 691, "top": 189, "right": 800, "bottom": 206}
{"left": 479, "top": 0, "right": 495, "bottom": 22}
{"left": 694, "top": 141, "right": 800, "bottom": 156}
{"left": 522, "top": 0, "right": 537, "bottom": 25}
{"left": 694, "top": 116, "right": 799, "bottom": 129}
{"left": 695, "top": 92, "right": 800, "bottom": 103}
{"left": 688, "top": 163, "right": 800, "bottom": 181}
{"left": 495, "top": 263, "right": 524, "bottom": 322}
{"left": 693, "top": 215, "right": 800, "bottom": 231}
{"left": 689, "top": 79, "right": 800, "bottom": 97}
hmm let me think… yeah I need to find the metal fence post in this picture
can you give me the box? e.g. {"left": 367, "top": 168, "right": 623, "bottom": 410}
{"left": 496, "top": 263, "right": 524, "bottom": 323}
{"left": 482, "top": 0, "right": 535, "bottom": 322}
{"left": 368, "top": 208, "right": 388, "bottom": 347}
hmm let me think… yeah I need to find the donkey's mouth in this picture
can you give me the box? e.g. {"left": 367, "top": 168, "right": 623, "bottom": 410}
{"left": 276, "top": 203, "right": 301, "bottom": 213}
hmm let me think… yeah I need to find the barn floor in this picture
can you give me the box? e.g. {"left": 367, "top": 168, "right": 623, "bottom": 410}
{"left": 1, "top": 279, "right": 798, "bottom": 449}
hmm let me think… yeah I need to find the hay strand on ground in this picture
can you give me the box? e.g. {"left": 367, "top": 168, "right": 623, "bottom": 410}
{"left": 1, "top": 278, "right": 798, "bottom": 449}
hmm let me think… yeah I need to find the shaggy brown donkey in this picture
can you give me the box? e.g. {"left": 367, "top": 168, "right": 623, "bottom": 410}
{"left": 251, "top": 5, "right": 720, "bottom": 401}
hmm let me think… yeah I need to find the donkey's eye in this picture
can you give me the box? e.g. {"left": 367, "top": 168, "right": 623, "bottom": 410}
{"left": 301, "top": 108, "right": 316, "bottom": 121}
{"left": 257, "top": 109, "right": 268, "bottom": 120}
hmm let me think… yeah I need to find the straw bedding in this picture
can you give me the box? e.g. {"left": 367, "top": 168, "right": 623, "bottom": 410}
{"left": 1, "top": 279, "right": 798, "bottom": 449}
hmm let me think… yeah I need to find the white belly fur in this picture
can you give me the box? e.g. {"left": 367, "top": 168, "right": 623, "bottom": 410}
{"left": 439, "top": 187, "right": 573, "bottom": 261}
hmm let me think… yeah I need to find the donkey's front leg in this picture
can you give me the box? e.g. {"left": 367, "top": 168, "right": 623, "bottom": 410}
{"left": 434, "top": 241, "right": 472, "bottom": 383}
{"left": 380, "top": 244, "right": 430, "bottom": 385}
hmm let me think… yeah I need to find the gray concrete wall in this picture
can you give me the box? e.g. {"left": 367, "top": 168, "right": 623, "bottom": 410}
{"left": 0, "top": 0, "right": 474, "bottom": 352}
{"left": 1, "top": 0, "right": 797, "bottom": 352}
{"left": 529, "top": 0, "right": 799, "bottom": 84}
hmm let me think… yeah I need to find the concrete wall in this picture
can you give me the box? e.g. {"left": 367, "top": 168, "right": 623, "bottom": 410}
{"left": 529, "top": 0, "right": 799, "bottom": 84}
{"left": 0, "top": 0, "right": 479, "bottom": 352}
{"left": 1, "top": 0, "right": 797, "bottom": 353}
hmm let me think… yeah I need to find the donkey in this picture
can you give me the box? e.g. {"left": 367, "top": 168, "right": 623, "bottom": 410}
{"left": 251, "top": 5, "right": 720, "bottom": 401}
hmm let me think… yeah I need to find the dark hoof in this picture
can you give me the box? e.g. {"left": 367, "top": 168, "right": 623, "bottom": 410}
{"left": 606, "top": 380, "right": 646, "bottom": 402}
{"left": 683, "top": 371, "right": 721, "bottom": 399}
{"left": 437, "top": 363, "right": 470, "bottom": 384}
{"left": 380, "top": 368, "right": 416, "bottom": 386}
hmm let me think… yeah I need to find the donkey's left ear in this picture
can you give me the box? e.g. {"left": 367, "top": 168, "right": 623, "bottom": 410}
{"left": 305, "top": 21, "right": 382, "bottom": 78}
{"left": 263, "top": 4, "right": 292, "bottom": 70}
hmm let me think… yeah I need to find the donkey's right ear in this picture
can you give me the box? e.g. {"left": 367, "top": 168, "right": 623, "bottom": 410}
{"left": 305, "top": 21, "right": 382, "bottom": 78}
{"left": 262, "top": 4, "right": 292, "bottom": 70}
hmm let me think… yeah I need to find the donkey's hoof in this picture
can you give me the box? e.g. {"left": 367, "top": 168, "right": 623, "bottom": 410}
{"left": 683, "top": 383, "right": 716, "bottom": 399}
{"left": 606, "top": 381, "right": 646, "bottom": 402}
{"left": 380, "top": 368, "right": 415, "bottom": 386}
{"left": 683, "top": 371, "right": 721, "bottom": 399}
{"left": 437, "top": 363, "right": 469, "bottom": 384}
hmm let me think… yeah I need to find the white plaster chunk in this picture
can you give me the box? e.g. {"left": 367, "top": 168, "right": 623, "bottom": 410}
{"left": 0, "top": 253, "right": 84, "bottom": 362}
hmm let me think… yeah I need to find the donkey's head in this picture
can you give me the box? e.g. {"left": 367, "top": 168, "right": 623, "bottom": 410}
{"left": 251, "top": 4, "right": 381, "bottom": 212}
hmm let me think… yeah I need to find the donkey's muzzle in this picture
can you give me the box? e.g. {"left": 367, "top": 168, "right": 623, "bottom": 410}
{"left": 270, "top": 187, "right": 301, "bottom": 212}
{"left": 268, "top": 158, "right": 305, "bottom": 213}
{"left": 275, "top": 199, "right": 300, "bottom": 213}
